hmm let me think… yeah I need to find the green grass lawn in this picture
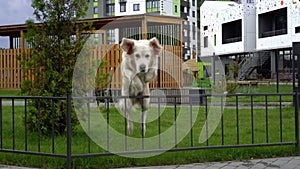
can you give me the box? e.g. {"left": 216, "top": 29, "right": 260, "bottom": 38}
{"left": 0, "top": 103, "right": 299, "bottom": 168}
{"left": 0, "top": 90, "right": 21, "bottom": 96}
{"left": 235, "top": 84, "right": 293, "bottom": 94}
{"left": 204, "top": 84, "right": 294, "bottom": 102}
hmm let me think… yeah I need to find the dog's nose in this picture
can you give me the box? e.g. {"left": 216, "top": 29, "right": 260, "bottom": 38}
{"left": 139, "top": 64, "right": 146, "bottom": 72}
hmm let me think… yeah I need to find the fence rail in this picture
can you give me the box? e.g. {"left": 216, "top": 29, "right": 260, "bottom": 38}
{"left": 0, "top": 92, "right": 299, "bottom": 168}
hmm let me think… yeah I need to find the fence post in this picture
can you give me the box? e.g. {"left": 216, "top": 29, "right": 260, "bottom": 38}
{"left": 295, "top": 91, "right": 299, "bottom": 148}
{"left": 66, "top": 93, "right": 72, "bottom": 169}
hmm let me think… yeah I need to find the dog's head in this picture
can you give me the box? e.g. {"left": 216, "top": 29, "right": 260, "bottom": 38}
{"left": 121, "top": 37, "right": 162, "bottom": 73}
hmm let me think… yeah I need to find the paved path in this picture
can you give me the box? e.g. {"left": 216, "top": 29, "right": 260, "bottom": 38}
{"left": 1, "top": 156, "right": 300, "bottom": 168}
{"left": 118, "top": 156, "right": 300, "bottom": 169}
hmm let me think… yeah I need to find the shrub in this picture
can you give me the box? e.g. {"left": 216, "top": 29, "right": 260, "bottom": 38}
{"left": 20, "top": 0, "right": 92, "bottom": 135}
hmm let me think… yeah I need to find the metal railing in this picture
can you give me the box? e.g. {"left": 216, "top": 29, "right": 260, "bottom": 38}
{"left": 0, "top": 92, "right": 299, "bottom": 168}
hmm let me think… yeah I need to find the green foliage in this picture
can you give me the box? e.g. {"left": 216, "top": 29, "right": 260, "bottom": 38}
{"left": 192, "top": 78, "right": 211, "bottom": 88}
{"left": 211, "top": 79, "right": 227, "bottom": 94}
{"left": 226, "top": 82, "right": 239, "bottom": 94}
{"left": 20, "top": 0, "right": 92, "bottom": 135}
{"left": 224, "top": 62, "right": 239, "bottom": 94}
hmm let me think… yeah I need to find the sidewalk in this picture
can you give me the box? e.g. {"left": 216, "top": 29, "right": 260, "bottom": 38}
{"left": 1, "top": 156, "right": 300, "bottom": 168}
{"left": 118, "top": 156, "right": 300, "bottom": 169}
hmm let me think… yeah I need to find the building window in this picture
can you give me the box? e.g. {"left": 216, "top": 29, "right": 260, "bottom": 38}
{"left": 192, "top": 11, "right": 195, "bottom": 17}
{"left": 94, "top": 7, "right": 98, "bottom": 14}
{"left": 222, "top": 19, "right": 242, "bottom": 44}
{"left": 204, "top": 26, "right": 208, "bottom": 31}
{"left": 296, "top": 26, "right": 300, "bottom": 34}
{"left": 278, "top": 49, "right": 294, "bottom": 73}
{"left": 133, "top": 4, "right": 140, "bottom": 11}
{"left": 175, "top": 5, "right": 178, "bottom": 13}
{"left": 204, "top": 36, "right": 208, "bottom": 48}
{"left": 192, "top": 0, "right": 195, "bottom": 6}
{"left": 106, "top": 4, "right": 115, "bottom": 16}
{"left": 192, "top": 22, "right": 196, "bottom": 40}
{"left": 153, "top": 0, "right": 159, "bottom": 8}
{"left": 184, "top": 6, "right": 187, "bottom": 13}
{"left": 106, "top": 29, "right": 115, "bottom": 44}
{"left": 214, "top": 34, "right": 216, "bottom": 46}
{"left": 146, "top": 0, "right": 160, "bottom": 13}
{"left": 258, "top": 7, "right": 287, "bottom": 38}
{"left": 184, "top": 29, "right": 188, "bottom": 37}
{"left": 120, "top": 3, "right": 126, "bottom": 12}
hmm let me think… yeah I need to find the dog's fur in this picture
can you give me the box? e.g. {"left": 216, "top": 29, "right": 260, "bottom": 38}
{"left": 119, "top": 37, "right": 162, "bottom": 136}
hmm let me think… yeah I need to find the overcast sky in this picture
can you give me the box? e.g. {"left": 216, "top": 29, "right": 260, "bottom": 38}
{"left": 0, "top": 0, "right": 34, "bottom": 48}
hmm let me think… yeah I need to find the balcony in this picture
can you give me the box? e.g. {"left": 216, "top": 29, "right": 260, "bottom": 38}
{"left": 223, "top": 37, "right": 242, "bottom": 44}
{"left": 259, "top": 29, "right": 287, "bottom": 38}
{"left": 258, "top": 7, "right": 287, "bottom": 38}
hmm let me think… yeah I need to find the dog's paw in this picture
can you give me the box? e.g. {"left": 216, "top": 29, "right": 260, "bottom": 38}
{"left": 144, "top": 70, "right": 156, "bottom": 83}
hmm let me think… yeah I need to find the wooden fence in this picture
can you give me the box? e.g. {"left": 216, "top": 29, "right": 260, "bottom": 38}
{"left": 0, "top": 49, "right": 31, "bottom": 89}
{"left": 0, "top": 45, "right": 182, "bottom": 90}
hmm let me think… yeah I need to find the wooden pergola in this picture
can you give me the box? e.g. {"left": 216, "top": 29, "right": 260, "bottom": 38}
{"left": 0, "top": 14, "right": 184, "bottom": 89}
{"left": 0, "top": 14, "right": 184, "bottom": 49}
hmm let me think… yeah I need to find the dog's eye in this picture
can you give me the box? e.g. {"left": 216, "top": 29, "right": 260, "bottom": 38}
{"left": 135, "top": 54, "right": 140, "bottom": 58}
{"left": 145, "top": 54, "right": 150, "bottom": 58}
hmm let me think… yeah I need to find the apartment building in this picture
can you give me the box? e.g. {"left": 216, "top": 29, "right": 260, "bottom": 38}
{"left": 200, "top": 0, "right": 300, "bottom": 80}
{"left": 256, "top": 0, "right": 300, "bottom": 79}
{"left": 86, "top": 0, "right": 198, "bottom": 61}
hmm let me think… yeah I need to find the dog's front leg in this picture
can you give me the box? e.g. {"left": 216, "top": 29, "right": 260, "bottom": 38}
{"left": 126, "top": 109, "right": 134, "bottom": 135}
{"left": 120, "top": 85, "right": 134, "bottom": 135}
{"left": 141, "top": 108, "right": 147, "bottom": 137}
{"left": 120, "top": 98, "right": 134, "bottom": 135}
{"left": 141, "top": 96, "right": 150, "bottom": 137}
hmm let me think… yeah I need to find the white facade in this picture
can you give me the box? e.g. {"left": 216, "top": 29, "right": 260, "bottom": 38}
{"left": 200, "top": 0, "right": 300, "bottom": 56}
{"left": 200, "top": 1, "right": 256, "bottom": 56}
{"left": 256, "top": 0, "right": 300, "bottom": 50}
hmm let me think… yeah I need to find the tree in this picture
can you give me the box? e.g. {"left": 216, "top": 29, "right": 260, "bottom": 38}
{"left": 21, "top": 0, "right": 91, "bottom": 135}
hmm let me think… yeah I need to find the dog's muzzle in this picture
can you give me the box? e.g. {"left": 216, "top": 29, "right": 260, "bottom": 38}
{"left": 139, "top": 64, "right": 146, "bottom": 72}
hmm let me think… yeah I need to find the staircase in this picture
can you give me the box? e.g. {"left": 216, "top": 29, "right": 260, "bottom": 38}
{"left": 238, "top": 52, "right": 270, "bottom": 80}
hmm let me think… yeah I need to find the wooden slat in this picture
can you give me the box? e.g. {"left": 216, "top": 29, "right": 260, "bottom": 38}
{"left": 4, "top": 50, "right": 7, "bottom": 89}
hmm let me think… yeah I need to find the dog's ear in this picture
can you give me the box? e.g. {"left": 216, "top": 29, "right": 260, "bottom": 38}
{"left": 149, "top": 37, "right": 162, "bottom": 55}
{"left": 120, "top": 38, "right": 134, "bottom": 55}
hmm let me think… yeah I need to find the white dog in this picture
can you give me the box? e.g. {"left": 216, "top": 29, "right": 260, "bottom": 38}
{"left": 119, "top": 37, "right": 162, "bottom": 136}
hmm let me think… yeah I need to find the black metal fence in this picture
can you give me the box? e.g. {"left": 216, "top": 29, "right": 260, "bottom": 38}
{"left": 0, "top": 91, "right": 299, "bottom": 168}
